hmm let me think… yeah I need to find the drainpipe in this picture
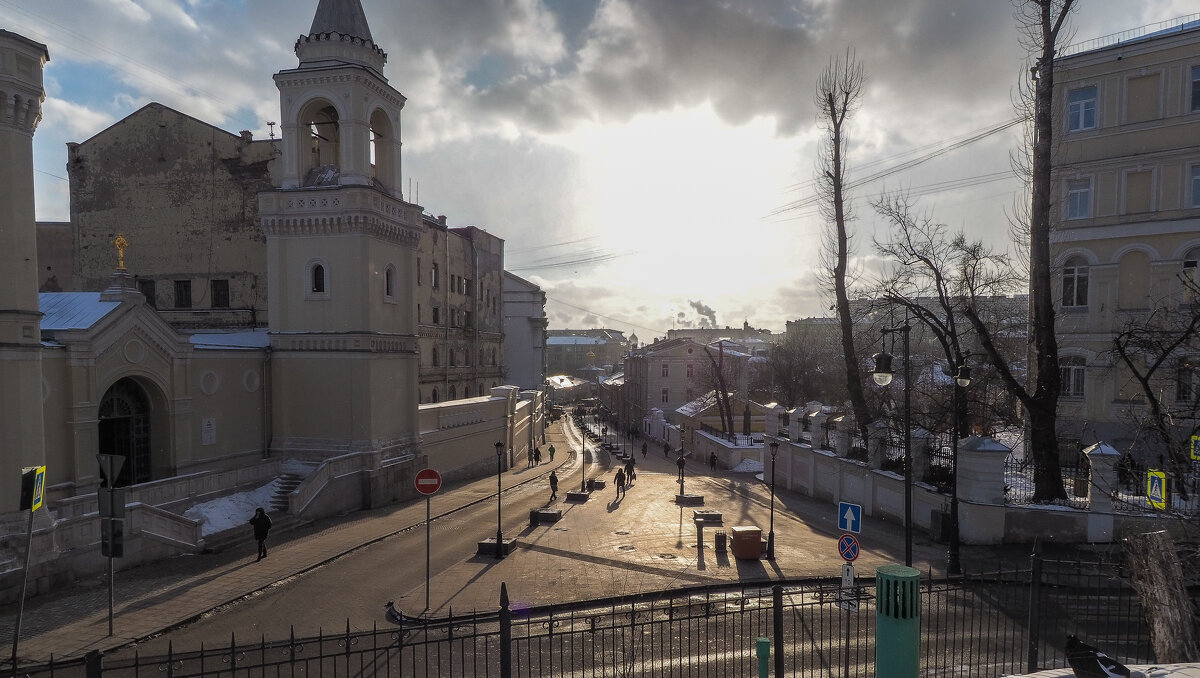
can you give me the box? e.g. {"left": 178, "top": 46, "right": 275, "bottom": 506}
{"left": 262, "top": 345, "right": 272, "bottom": 459}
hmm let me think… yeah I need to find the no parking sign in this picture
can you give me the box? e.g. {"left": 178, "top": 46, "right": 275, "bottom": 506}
{"left": 838, "top": 533, "right": 859, "bottom": 562}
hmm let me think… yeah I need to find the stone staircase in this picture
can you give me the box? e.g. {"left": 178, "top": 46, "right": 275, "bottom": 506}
{"left": 270, "top": 471, "right": 307, "bottom": 512}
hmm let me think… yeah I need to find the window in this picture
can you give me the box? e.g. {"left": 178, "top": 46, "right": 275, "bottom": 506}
{"left": 311, "top": 264, "right": 326, "bottom": 293}
{"left": 1191, "top": 165, "right": 1200, "bottom": 208}
{"left": 450, "top": 350, "right": 457, "bottom": 367}
{"left": 1066, "top": 179, "right": 1091, "bottom": 219}
{"left": 174, "top": 280, "right": 192, "bottom": 308}
{"left": 432, "top": 347, "right": 439, "bottom": 367}
{"left": 686, "top": 363, "right": 694, "bottom": 378}
{"left": 449, "top": 384, "right": 456, "bottom": 399}
{"left": 1183, "top": 248, "right": 1200, "bottom": 302}
{"left": 1060, "top": 356, "right": 1086, "bottom": 398}
{"left": 1062, "top": 257, "right": 1089, "bottom": 307}
{"left": 211, "top": 279, "right": 229, "bottom": 308}
{"left": 1192, "top": 65, "right": 1200, "bottom": 112}
{"left": 432, "top": 307, "right": 440, "bottom": 325}
{"left": 464, "top": 310, "right": 473, "bottom": 329}
{"left": 1067, "top": 86, "right": 1096, "bottom": 131}
{"left": 385, "top": 265, "right": 396, "bottom": 298}
{"left": 1176, "top": 362, "right": 1199, "bottom": 403}
{"left": 138, "top": 279, "right": 156, "bottom": 308}
{"left": 661, "top": 363, "right": 669, "bottom": 378}
{"left": 431, "top": 263, "right": 439, "bottom": 288}
{"left": 431, "top": 389, "right": 439, "bottom": 403}
{"left": 661, "top": 388, "right": 669, "bottom": 403}
{"left": 417, "top": 258, "right": 422, "bottom": 285}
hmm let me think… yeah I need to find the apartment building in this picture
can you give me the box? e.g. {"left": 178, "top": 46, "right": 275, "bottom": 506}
{"left": 1050, "top": 17, "right": 1200, "bottom": 458}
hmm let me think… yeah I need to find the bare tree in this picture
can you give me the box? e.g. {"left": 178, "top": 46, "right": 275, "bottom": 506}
{"left": 962, "top": 0, "right": 1078, "bottom": 500}
{"left": 873, "top": 194, "right": 1027, "bottom": 441}
{"left": 702, "top": 341, "right": 740, "bottom": 435}
{"left": 769, "top": 325, "right": 843, "bottom": 409}
{"left": 815, "top": 49, "right": 871, "bottom": 444}
{"left": 1105, "top": 274, "right": 1200, "bottom": 502}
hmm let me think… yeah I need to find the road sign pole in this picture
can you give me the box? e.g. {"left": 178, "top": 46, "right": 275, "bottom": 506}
{"left": 425, "top": 495, "right": 431, "bottom": 612}
{"left": 108, "top": 555, "right": 114, "bottom": 636}
{"left": 9, "top": 507, "right": 35, "bottom": 675}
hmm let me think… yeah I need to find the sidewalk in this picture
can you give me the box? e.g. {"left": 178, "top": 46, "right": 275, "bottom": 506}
{"left": 2, "top": 419, "right": 967, "bottom": 664}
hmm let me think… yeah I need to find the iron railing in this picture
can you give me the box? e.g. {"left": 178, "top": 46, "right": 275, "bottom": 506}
{"left": 12, "top": 557, "right": 1184, "bottom": 678}
{"left": 1004, "top": 453, "right": 1091, "bottom": 509}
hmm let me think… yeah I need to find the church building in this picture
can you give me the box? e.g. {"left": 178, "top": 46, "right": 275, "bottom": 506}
{"left": 0, "top": 0, "right": 545, "bottom": 602}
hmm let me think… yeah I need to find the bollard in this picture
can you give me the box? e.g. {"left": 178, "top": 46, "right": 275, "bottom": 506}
{"left": 875, "top": 564, "right": 921, "bottom": 678}
{"left": 756, "top": 636, "right": 770, "bottom": 678}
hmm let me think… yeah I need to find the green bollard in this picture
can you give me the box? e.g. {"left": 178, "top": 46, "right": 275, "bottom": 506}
{"left": 756, "top": 636, "right": 770, "bottom": 678}
{"left": 876, "top": 564, "right": 921, "bottom": 678}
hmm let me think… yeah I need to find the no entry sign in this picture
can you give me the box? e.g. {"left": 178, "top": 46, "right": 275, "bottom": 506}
{"left": 415, "top": 468, "right": 442, "bottom": 495}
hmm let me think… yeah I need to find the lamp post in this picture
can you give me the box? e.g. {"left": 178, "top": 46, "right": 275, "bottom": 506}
{"left": 494, "top": 441, "right": 505, "bottom": 559}
{"left": 767, "top": 441, "right": 779, "bottom": 559}
{"left": 947, "top": 363, "right": 972, "bottom": 575}
{"left": 872, "top": 323, "right": 913, "bottom": 567}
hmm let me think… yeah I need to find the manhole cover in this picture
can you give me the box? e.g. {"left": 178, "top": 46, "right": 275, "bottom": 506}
{"left": 553, "top": 527, "right": 569, "bottom": 532}
{"left": 615, "top": 531, "right": 630, "bottom": 535}
{"left": 618, "top": 545, "right": 636, "bottom": 551}
{"left": 658, "top": 554, "right": 677, "bottom": 560}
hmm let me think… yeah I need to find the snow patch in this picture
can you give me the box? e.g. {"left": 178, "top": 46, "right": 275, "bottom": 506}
{"left": 183, "top": 478, "right": 281, "bottom": 536}
{"left": 730, "top": 459, "right": 763, "bottom": 473}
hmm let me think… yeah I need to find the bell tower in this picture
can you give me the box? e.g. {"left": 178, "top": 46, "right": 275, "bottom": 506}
{"left": 0, "top": 30, "right": 49, "bottom": 480}
{"left": 259, "top": 0, "right": 423, "bottom": 460}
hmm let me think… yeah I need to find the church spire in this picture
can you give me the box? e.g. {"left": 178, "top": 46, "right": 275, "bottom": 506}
{"left": 309, "top": 0, "right": 375, "bottom": 43}
{"left": 296, "top": 0, "right": 387, "bottom": 74}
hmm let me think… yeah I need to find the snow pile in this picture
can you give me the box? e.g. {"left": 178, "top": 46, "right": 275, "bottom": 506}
{"left": 729, "top": 458, "right": 764, "bottom": 473}
{"left": 183, "top": 478, "right": 281, "bottom": 536}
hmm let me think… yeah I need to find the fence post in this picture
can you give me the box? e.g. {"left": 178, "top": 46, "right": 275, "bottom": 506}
{"left": 84, "top": 650, "right": 103, "bottom": 678}
{"left": 499, "top": 582, "right": 512, "bottom": 678}
{"left": 1026, "top": 543, "right": 1043, "bottom": 673}
{"left": 773, "top": 584, "right": 784, "bottom": 678}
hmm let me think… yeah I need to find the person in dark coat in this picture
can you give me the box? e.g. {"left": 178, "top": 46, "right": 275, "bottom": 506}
{"left": 624, "top": 458, "right": 636, "bottom": 485}
{"left": 249, "top": 507, "right": 272, "bottom": 561}
{"left": 709, "top": 452, "right": 718, "bottom": 471}
{"left": 641, "top": 442, "right": 647, "bottom": 459}
{"left": 549, "top": 444, "right": 556, "bottom": 462}
{"left": 549, "top": 470, "right": 559, "bottom": 501}
{"left": 676, "top": 454, "right": 686, "bottom": 481}
{"left": 614, "top": 468, "right": 626, "bottom": 499}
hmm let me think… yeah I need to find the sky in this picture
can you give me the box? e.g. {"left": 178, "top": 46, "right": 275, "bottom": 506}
{"left": 5, "top": 0, "right": 1194, "bottom": 338}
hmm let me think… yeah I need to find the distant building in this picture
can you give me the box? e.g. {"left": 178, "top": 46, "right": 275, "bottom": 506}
{"left": 502, "top": 271, "right": 547, "bottom": 391}
{"left": 625, "top": 337, "right": 749, "bottom": 427}
{"left": 666, "top": 321, "right": 775, "bottom": 356}
{"left": 1051, "top": 16, "right": 1200, "bottom": 460}
{"left": 545, "top": 329, "right": 627, "bottom": 377}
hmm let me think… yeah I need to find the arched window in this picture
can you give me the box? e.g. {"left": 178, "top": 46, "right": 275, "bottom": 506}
{"left": 1177, "top": 359, "right": 1199, "bottom": 403}
{"left": 1060, "top": 356, "right": 1086, "bottom": 398}
{"left": 465, "top": 385, "right": 471, "bottom": 398}
{"left": 369, "top": 108, "right": 396, "bottom": 191}
{"left": 298, "top": 100, "right": 341, "bottom": 185}
{"left": 449, "top": 384, "right": 457, "bottom": 400}
{"left": 384, "top": 265, "right": 396, "bottom": 299}
{"left": 313, "top": 265, "right": 325, "bottom": 293}
{"left": 450, "top": 350, "right": 457, "bottom": 367}
{"left": 1062, "top": 256, "right": 1088, "bottom": 308}
{"left": 307, "top": 260, "right": 330, "bottom": 299}
{"left": 1183, "top": 247, "right": 1200, "bottom": 303}
{"left": 431, "top": 389, "right": 439, "bottom": 403}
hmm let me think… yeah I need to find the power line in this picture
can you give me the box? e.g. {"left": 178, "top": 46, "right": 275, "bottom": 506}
{"left": 545, "top": 295, "right": 668, "bottom": 337}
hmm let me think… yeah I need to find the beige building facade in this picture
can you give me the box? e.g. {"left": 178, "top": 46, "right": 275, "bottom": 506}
{"left": 1051, "top": 18, "right": 1200, "bottom": 457}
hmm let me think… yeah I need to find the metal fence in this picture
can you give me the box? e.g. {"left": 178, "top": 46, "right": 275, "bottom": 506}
{"left": 1004, "top": 453, "right": 1091, "bottom": 509}
{"left": 13, "top": 556, "right": 1184, "bottom": 678}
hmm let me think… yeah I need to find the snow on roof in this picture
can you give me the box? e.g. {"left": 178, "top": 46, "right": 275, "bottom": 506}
{"left": 677, "top": 391, "right": 720, "bottom": 417}
{"left": 39, "top": 293, "right": 121, "bottom": 331}
{"left": 546, "top": 374, "right": 587, "bottom": 388}
{"left": 189, "top": 330, "right": 271, "bottom": 349}
{"left": 546, "top": 336, "right": 604, "bottom": 346}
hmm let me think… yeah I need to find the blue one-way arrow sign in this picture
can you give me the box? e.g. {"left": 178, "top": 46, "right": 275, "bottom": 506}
{"left": 838, "top": 502, "right": 862, "bottom": 533}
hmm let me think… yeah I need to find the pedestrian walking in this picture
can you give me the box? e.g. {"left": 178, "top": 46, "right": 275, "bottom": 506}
{"left": 549, "top": 470, "right": 559, "bottom": 501}
{"left": 549, "top": 444, "right": 556, "bottom": 462}
{"left": 534, "top": 447, "right": 542, "bottom": 465}
{"left": 709, "top": 452, "right": 717, "bottom": 471}
{"left": 641, "top": 441, "right": 647, "bottom": 459}
{"left": 663, "top": 441, "right": 670, "bottom": 457}
{"left": 676, "top": 454, "right": 686, "bottom": 482}
{"left": 614, "top": 468, "right": 626, "bottom": 499}
{"left": 624, "top": 458, "right": 636, "bottom": 485}
{"left": 249, "top": 507, "right": 272, "bottom": 561}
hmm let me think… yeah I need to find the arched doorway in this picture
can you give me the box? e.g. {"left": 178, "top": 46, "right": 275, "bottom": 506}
{"left": 98, "top": 378, "right": 152, "bottom": 486}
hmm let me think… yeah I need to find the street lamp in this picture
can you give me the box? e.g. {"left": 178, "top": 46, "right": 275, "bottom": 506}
{"left": 947, "top": 363, "right": 972, "bottom": 575}
{"left": 873, "top": 323, "right": 913, "bottom": 567}
{"left": 767, "top": 441, "right": 779, "bottom": 559}
{"left": 494, "top": 441, "right": 505, "bottom": 559}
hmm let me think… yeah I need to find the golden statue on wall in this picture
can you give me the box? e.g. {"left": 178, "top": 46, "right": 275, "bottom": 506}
{"left": 114, "top": 234, "right": 129, "bottom": 271}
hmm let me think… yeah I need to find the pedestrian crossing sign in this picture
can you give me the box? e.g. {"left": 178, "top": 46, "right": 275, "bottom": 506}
{"left": 19, "top": 465, "right": 46, "bottom": 513}
{"left": 1191, "top": 435, "right": 1200, "bottom": 462}
{"left": 1146, "top": 470, "right": 1167, "bottom": 510}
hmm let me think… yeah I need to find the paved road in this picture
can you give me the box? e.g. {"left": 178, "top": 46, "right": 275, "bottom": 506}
{"left": 2, "top": 417, "right": 1031, "bottom": 665}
